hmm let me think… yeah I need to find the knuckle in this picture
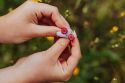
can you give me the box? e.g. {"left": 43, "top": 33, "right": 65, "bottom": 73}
{"left": 59, "top": 41, "right": 66, "bottom": 47}
{"left": 60, "top": 72, "right": 71, "bottom": 81}
{"left": 77, "top": 53, "right": 82, "bottom": 60}
{"left": 35, "top": 51, "right": 47, "bottom": 56}
{"left": 75, "top": 51, "right": 82, "bottom": 60}
{"left": 45, "top": 50, "right": 54, "bottom": 57}
{"left": 79, "top": 54, "right": 82, "bottom": 59}
{"left": 42, "top": 51, "right": 47, "bottom": 55}
{"left": 78, "top": 52, "right": 82, "bottom": 60}
{"left": 58, "top": 39, "right": 69, "bottom": 46}
{"left": 53, "top": 6, "right": 59, "bottom": 12}
{"left": 45, "top": 31, "right": 54, "bottom": 36}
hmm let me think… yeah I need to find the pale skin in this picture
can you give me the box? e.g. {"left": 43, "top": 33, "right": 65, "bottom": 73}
{"left": 0, "top": 0, "right": 81, "bottom": 83}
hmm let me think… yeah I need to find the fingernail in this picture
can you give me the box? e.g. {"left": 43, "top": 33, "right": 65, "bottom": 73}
{"left": 67, "top": 26, "right": 71, "bottom": 29}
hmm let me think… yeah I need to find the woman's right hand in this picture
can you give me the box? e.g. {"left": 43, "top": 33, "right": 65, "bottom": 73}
{"left": 0, "top": 38, "right": 81, "bottom": 83}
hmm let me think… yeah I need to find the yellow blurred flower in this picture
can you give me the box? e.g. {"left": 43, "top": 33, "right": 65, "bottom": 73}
{"left": 120, "top": 12, "right": 125, "bottom": 17}
{"left": 121, "top": 35, "right": 125, "bottom": 40}
{"left": 110, "top": 26, "right": 119, "bottom": 33}
{"left": 32, "top": 0, "right": 42, "bottom": 2}
{"left": 94, "top": 76, "right": 99, "bottom": 80}
{"left": 112, "top": 44, "right": 119, "bottom": 48}
{"left": 73, "top": 67, "right": 80, "bottom": 76}
{"left": 111, "top": 77, "right": 118, "bottom": 83}
{"left": 8, "top": 8, "right": 13, "bottom": 12}
{"left": 46, "top": 37, "right": 54, "bottom": 42}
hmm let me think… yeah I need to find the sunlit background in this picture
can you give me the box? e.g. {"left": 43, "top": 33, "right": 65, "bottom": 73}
{"left": 0, "top": 0, "right": 125, "bottom": 83}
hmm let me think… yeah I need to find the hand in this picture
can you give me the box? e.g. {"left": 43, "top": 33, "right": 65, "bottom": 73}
{"left": 0, "top": 38, "right": 81, "bottom": 83}
{"left": 0, "top": 0, "right": 69, "bottom": 44}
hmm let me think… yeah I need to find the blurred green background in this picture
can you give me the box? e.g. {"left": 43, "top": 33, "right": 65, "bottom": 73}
{"left": 0, "top": 0, "right": 125, "bottom": 83}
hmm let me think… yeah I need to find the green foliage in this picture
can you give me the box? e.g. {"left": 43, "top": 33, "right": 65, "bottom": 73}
{"left": 0, "top": 0, "right": 125, "bottom": 83}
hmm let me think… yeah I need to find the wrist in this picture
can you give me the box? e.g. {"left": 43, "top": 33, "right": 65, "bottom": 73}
{"left": 0, "top": 65, "right": 31, "bottom": 83}
{"left": 0, "top": 16, "right": 8, "bottom": 43}
{"left": 0, "top": 15, "right": 15, "bottom": 43}
{"left": 16, "top": 64, "right": 43, "bottom": 83}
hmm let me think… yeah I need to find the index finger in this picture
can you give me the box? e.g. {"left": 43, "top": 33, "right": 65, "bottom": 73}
{"left": 36, "top": 3, "right": 70, "bottom": 28}
{"left": 67, "top": 38, "right": 82, "bottom": 72}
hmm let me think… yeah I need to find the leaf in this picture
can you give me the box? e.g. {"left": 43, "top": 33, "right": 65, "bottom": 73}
{"left": 0, "top": 0, "right": 4, "bottom": 9}
{"left": 75, "top": 0, "right": 81, "bottom": 9}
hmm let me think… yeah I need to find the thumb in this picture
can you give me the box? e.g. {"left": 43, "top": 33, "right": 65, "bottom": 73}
{"left": 29, "top": 24, "right": 60, "bottom": 37}
{"left": 46, "top": 38, "right": 70, "bottom": 60}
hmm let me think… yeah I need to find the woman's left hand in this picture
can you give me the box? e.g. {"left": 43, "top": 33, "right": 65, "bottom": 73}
{"left": 0, "top": 0, "right": 69, "bottom": 44}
